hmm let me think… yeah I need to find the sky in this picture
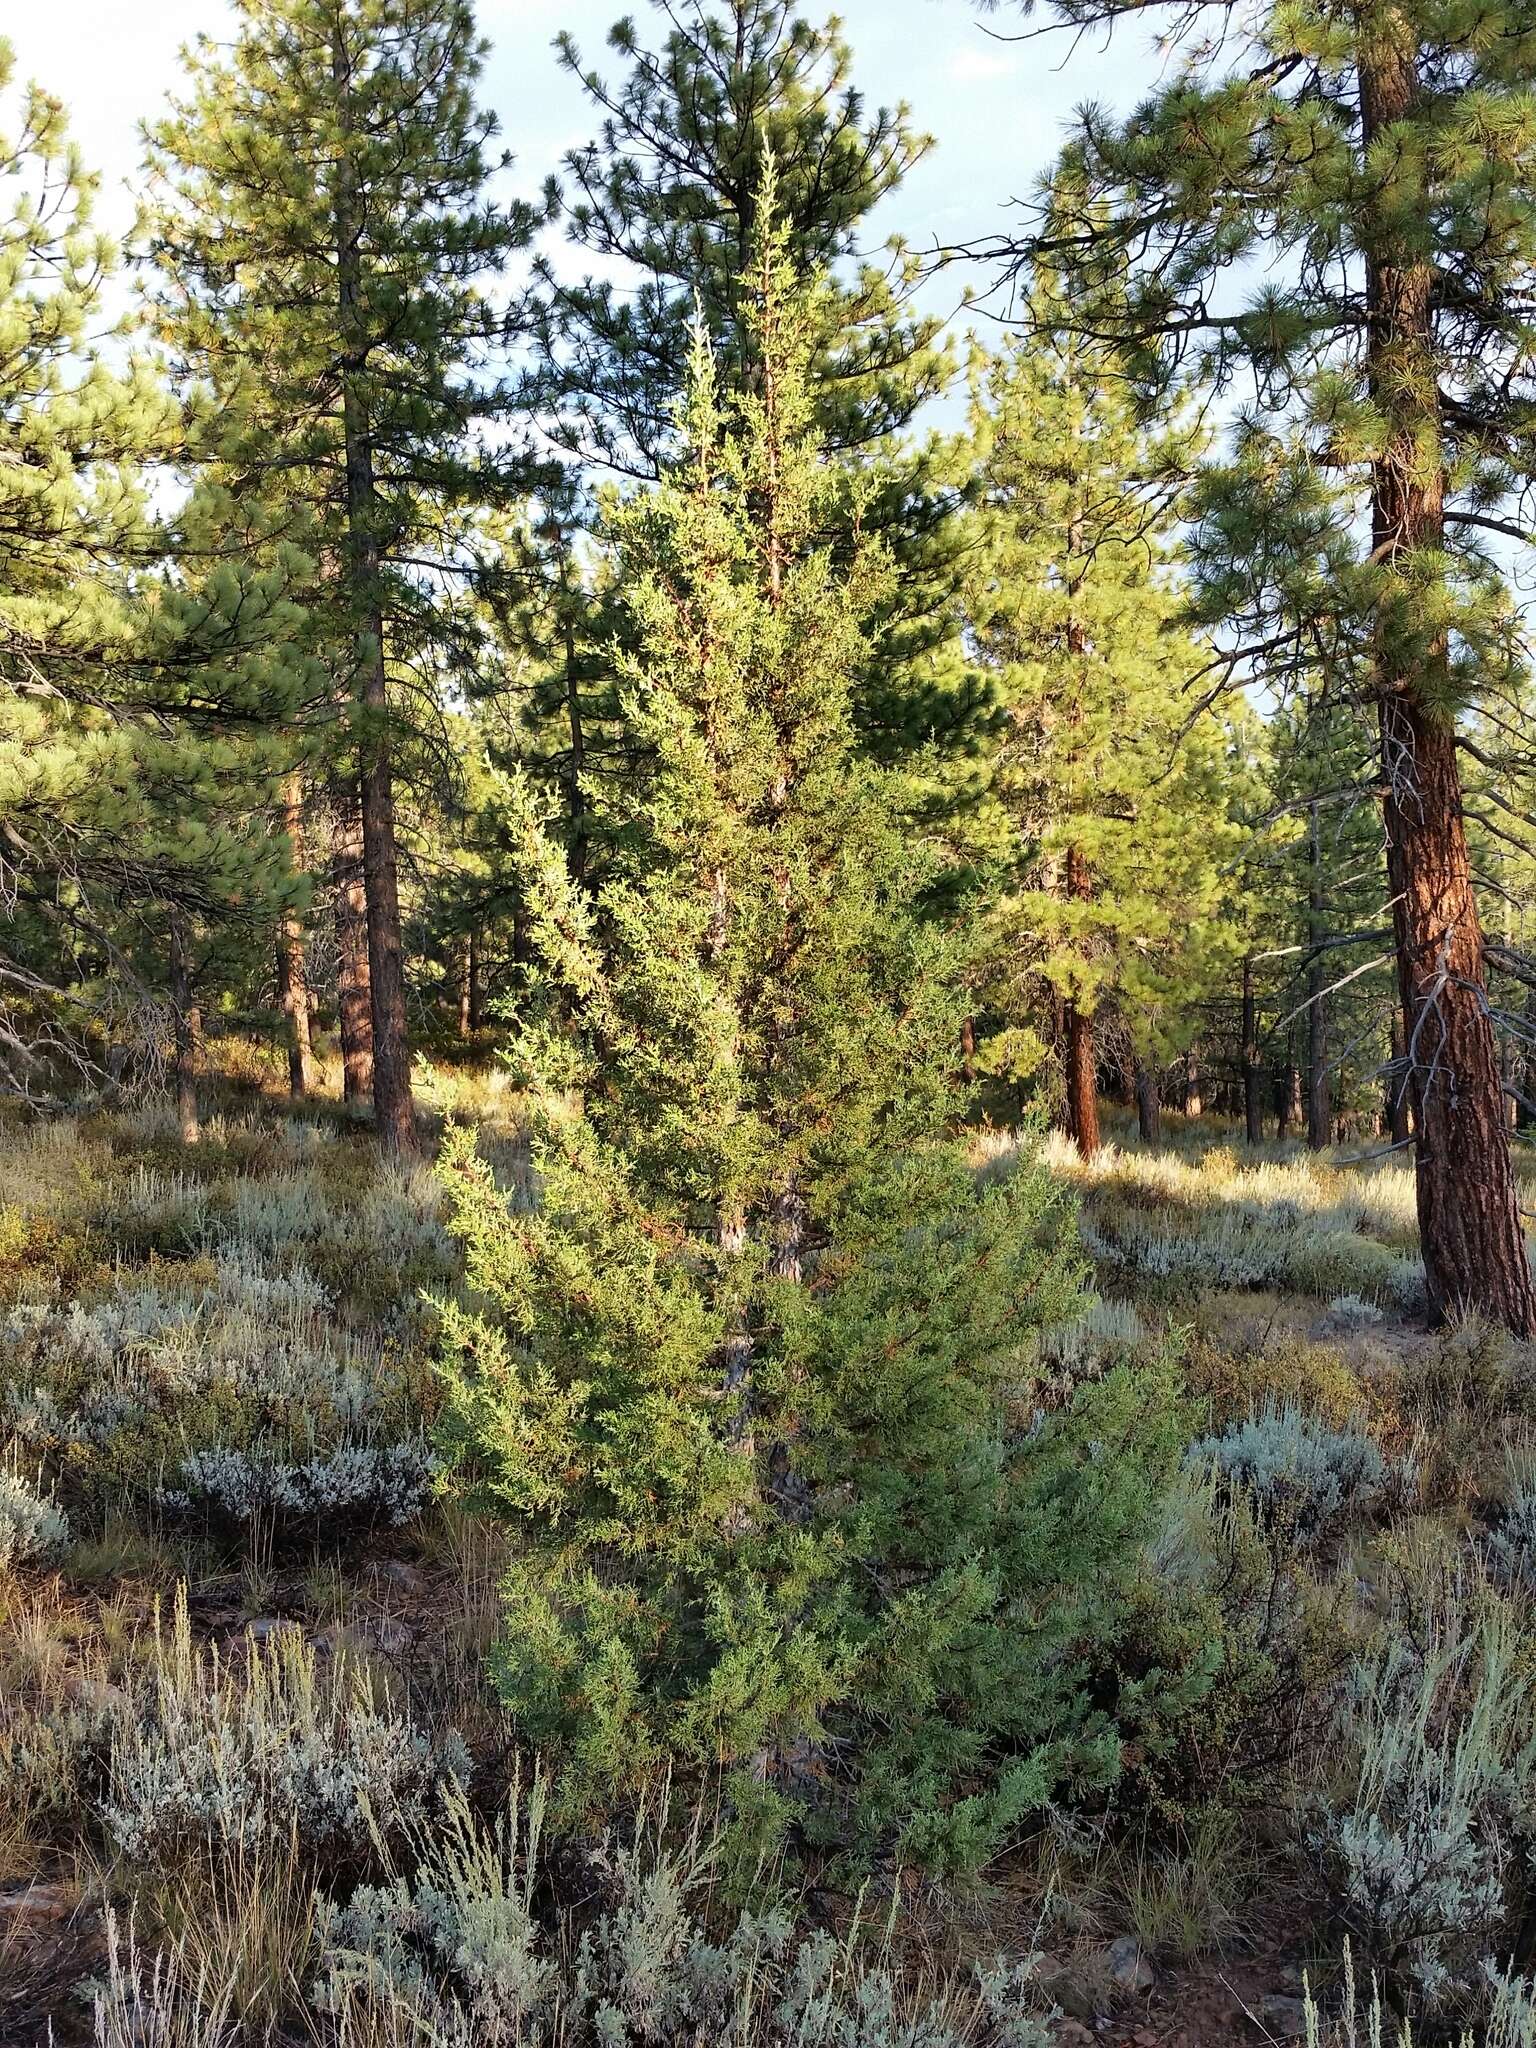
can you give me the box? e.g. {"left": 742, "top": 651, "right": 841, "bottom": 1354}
{"left": 9, "top": 0, "right": 1163, "bottom": 370}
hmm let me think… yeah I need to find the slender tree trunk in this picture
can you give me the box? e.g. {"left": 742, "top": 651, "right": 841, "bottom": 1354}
{"left": 457, "top": 931, "right": 473, "bottom": 1041}
{"left": 468, "top": 925, "right": 483, "bottom": 1031}
{"left": 334, "top": 27, "right": 416, "bottom": 1159}
{"left": 1387, "top": 1010, "right": 1412, "bottom": 1148}
{"left": 333, "top": 788, "right": 373, "bottom": 1104}
{"left": 1307, "top": 803, "right": 1331, "bottom": 1150}
{"left": 1360, "top": 19, "right": 1534, "bottom": 1331}
{"left": 276, "top": 776, "right": 315, "bottom": 1099}
{"left": 1183, "top": 1049, "right": 1203, "bottom": 1121}
{"left": 168, "top": 916, "right": 199, "bottom": 1147}
{"left": 1134, "top": 1058, "right": 1162, "bottom": 1145}
{"left": 1062, "top": 842, "right": 1100, "bottom": 1157}
{"left": 1242, "top": 955, "right": 1263, "bottom": 1144}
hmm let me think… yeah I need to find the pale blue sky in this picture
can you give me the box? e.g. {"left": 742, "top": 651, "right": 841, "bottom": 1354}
{"left": 12, "top": 0, "right": 1163, "bottom": 361}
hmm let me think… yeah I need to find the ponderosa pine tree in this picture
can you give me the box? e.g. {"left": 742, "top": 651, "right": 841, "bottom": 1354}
{"left": 147, "top": 0, "right": 543, "bottom": 1154}
{"left": 0, "top": 44, "right": 311, "bottom": 1103}
{"left": 437, "top": 209, "right": 1179, "bottom": 1871}
{"left": 985, "top": 0, "right": 1536, "bottom": 1328}
{"left": 966, "top": 329, "right": 1241, "bottom": 1157}
{"left": 531, "top": 1, "right": 984, "bottom": 765}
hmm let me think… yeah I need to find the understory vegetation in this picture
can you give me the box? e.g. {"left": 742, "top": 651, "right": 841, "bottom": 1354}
{"left": 4, "top": 1068, "right": 1536, "bottom": 2044}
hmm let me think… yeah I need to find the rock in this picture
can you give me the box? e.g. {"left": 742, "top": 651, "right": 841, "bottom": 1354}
{"left": 1052, "top": 2025, "right": 1095, "bottom": 2046}
{"left": 0, "top": 1883, "right": 75, "bottom": 1921}
{"left": 1256, "top": 1994, "right": 1308, "bottom": 2038}
{"left": 376, "top": 1560, "right": 426, "bottom": 1593}
{"left": 1106, "top": 1935, "right": 1156, "bottom": 1996}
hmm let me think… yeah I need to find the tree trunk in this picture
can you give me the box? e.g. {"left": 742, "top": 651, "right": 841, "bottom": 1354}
{"left": 457, "top": 931, "right": 473, "bottom": 1041}
{"left": 468, "top": 925, "right": 482, "bottom": 1032}
{"left": 1063, "top": 842, "right": 1100, "bottom": 1157}
{"left": 1307, "top": 804, "right": 1331, "bottom": 1151}
{"left": 168, "top": 915, "right": 199, "bottom": 1147}
{"left": 1134, "top": 1059, "right": 1162, "bottom": 1145}
{"left": 333, "top": 788, "right": 373, "bottom": 1104}
{"left": 334, "top": 25, "right": 416, "bottom": 1159}
{"left": 276, "top": 776, "right": 315, "bottom": 1098}
{"left": 1183, "top": 1049, "right": 1203, "bottom": 1121}
{"left": 1242, "top": 955, "right": 1263, "bottom": 1145}
{"left": 1387, "top": 1010, "right": 1412, "bottom": 1148}
{"left": 1360, "top": 20, "right": 1535, "bottom": 1332}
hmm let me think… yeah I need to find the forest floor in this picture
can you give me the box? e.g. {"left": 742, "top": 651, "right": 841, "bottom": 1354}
{"left": 1, "top": 1048, "right": 1528, "bottom": 2045}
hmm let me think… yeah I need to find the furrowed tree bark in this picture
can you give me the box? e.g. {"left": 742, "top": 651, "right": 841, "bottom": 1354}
{"left": 1242, "top": 955, "right": 1263, "bottom": 1144}
{"left": 333, "top": 788, "right": 373, "bottom": 1104}
{"left": 1307, "top": 802, "right": 1331, "bottom": 1150}
{"left": 1360, "top": 9, "right": 1535, "bottom": 1331}
{"left": 334, "top": 24, "right": 416, "bottom": 1159}
{"left": 168, "top": 914, "right": 199, "bottom": 1147}
{"left": 276, "top": 776, "right": 315, "bottom": 1099}
{"left": 1387, "top": 1010, "right": 1412, "bottom": 1147}
{"left": 457, "top": 930, "right": 473, "bottom": 1041}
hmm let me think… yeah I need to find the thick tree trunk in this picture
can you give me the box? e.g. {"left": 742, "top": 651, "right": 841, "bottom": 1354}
{"left": 1134, "top": 1059, "right": 1162, "bottom": 1145}
{"left": 1306, "top": 802, "right": 1331, "bottom": 1149}
{"left": 276, "top": 776, "right": 315, "bottom": 1099}
{"left": 333, "top": 789, "right": 373, "bottom": 1104}
{"left": 168, "top": 916, "right": 199, "bottom": 1147}
{"left": 334, "top": 27, "right": 416, "bottom": 1159}
{"left": 1360, "top": 20, "right": 1534, "bottom": 1332}
{"left": 1242, "top": 955, "right": 1263, "bottom": 1145}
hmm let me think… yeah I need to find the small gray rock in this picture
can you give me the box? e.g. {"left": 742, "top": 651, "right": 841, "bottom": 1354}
{"left": 1105, "top": 1936, "right": 1155, "bottom": 1996}
{"left": 1256, "top": 1993, "right": 1308, "bottom": 2038}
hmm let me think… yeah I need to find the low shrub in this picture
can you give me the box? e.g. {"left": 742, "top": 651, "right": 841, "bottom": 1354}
{"left": 1187, "top": 1401, "right": 1391, "bottom": 1548}
{"left": 0, "top": 1469, "right": 70, "bottom": 1569}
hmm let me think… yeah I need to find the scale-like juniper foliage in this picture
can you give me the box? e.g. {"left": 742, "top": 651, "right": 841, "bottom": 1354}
{"left": 436, "top": 200, "right": 1182, "bottom": 1872}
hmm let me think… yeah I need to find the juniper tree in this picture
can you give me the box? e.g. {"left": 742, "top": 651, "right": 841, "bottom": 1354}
{"left": 965, "top": 328, "right": 1242, "bottom": 1155}
{"left": 147, "top": 0, "right": 544, "bottom": 1153}
{"left": 977, "top": 0, "right": 1536, "bottom": 1327}
{"left": 437, "top": 212, "right": 1178, "bottom": 1870}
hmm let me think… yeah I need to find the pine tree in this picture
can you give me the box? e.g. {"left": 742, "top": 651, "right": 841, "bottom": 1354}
{"left": 999, "top": 0, "right": 1536, "bottom": 1328}
{"left": 147, "top": 0, "right": 543, "bottom": 1153}
{"left": 0, "top": 43, "right": 311, "bottom": 1104}
{"left": 530, "top": 0, "right": 984, "bottom": 765}
{"left": 437, "top": 209, "right": 1177, "bottom": 1870}
{"left": 965, "top": 329, "right": 1242, "bottom": 1156}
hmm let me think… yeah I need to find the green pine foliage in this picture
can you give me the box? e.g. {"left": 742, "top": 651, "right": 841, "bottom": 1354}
{"left": 436, "top": 210, "right": 1182, "bottom": 1872}
{"left": 964, "top": 324, "right": 1243, "bottom": 1096}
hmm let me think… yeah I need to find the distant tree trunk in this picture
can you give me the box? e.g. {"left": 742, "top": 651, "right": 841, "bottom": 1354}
{"left": 333, "top": 789, "right": 373, "bottom": 1104}
{"left": 1387, "top": 1010, "right": 1412, "bottom": 1149}
{"left": 168, "top": 916, "right": 199, "bottom": 1147}
{"left": 1306, "top": 802, "right": 1330, "bottom": 1150}
{"left": 1518, "top": 985, "right": 1536, "bottom": 1135}
{"left": 1134, "top": 1058, "right": 1162, "bottom": 1145}
{"left": 1062, "top": 843, "right": 1100, "bottom": 1157}
{"left": 277, "top": 777, "right": 315, "bottom": 1099}
{"left": 335, "top": 26, "right": 416, "bottom": 1160}
{"left": 457, "top": 931, "right": 473, "bottom": 1041}
{"left": 1361, "top": 29, "right": 1535, "bottom": 1333}
{"left": 1277, "top": 1037, "right": 1303, "bottom": 1143}
{"left": 1183, "top": 1049, "right": 1203, "bottom": 1120}
{"left": 468, "top": 926, "right": 482, "bottom": 1031}
{"left": 1242, "top": 955, "right": 1263, "bottom": 1145}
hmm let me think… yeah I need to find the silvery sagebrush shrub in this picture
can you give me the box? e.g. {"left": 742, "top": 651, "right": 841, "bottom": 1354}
{"left": 1187, "top": 1400, "right": 1389, "bottom": 1547}
{"left": 1302, "top": 1940, "right": 1536, "bottom": 2047}
{"left": 0, "top": 1466, "right": 70, "bottom": 1568}
{"left": 101, "top": 1589, "right": 466, "bottom": 1870}
{"left": 158, "top": 1435, "right": 439, "bottom": 1534}
{"left": 1328, "top": 1294, "right": 1386, "bottom": 1332}
{"left": 1486, "top": 1461, "right": 1536, "bottom": 1593}
{"left": 1307, "top": 1601, "right": 1536, "bottom": 2022}
{"left": 316, "top": 1774, "right": 1057, "bottom": 2047}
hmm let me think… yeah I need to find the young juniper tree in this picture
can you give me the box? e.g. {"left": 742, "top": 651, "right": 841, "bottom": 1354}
{"left": 148, "top": 0, "right": 542, "bottom": 1153}
{"left": 979, "top": 0, "right": 1536, "bottom": 1328}
{"left": 966, "top": 330, "right": 1241, "bottom": 1156}
{"left": 437, "top": 210, "right": 1178, "bottom": 1871}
